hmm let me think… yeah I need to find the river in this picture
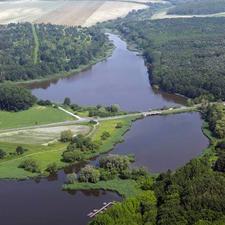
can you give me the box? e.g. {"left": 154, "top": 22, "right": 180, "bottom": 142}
{"left": 0, "top": 34, "right": 209, "bottom": 225}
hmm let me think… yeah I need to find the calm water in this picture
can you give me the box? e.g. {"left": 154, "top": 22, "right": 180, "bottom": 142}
{"left": 1, "top": 34, "right": 209, "bottom": 225}
{"left": 0, "top": 172, "right": 121, "bottom": 225}
{"left": 31, "top": 34, "right": 185, "bottom": 111}
{"left": 109, "top": 112, "right": 209, "bottom": 172}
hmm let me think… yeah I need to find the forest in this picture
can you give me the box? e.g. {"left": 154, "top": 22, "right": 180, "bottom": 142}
{"left": 0, "top": 23, "right": 109, "bottom": 82}
{"left": 168, "top": 0, "right": 225, "bottom": 15}
{"left": 111, "top": 17, "right": 225, "bottom": 100}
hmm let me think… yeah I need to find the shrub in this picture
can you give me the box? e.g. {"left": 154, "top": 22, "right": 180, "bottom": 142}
{"left": 0, "top": 149, "right": 6, "bottom": 159}
{"left": 16, "top": 146, "right": 27, "bottom": 155}
{"left": 99, "top": 169, "right": 116, "bottom": 181}
{"left": 60, "top": 130, "right": 73, "bottom": 142}
{"left": 46, "top": 163, "right": 58, "bottom": 174}
{"left": 116, "top": 122, "right": 123, "bottom": 128}
{"left": 19, "top": 159, "right": 40, "bottom": 173}
{"left": 62, "top": 150, "right": 84, "bottom": 162}
{"left": 67, "top": 173, "right": 78, "bottom": 184}
{"left": 101, "top": 131, "right": 110, "bottom": 140}
{"left": 79, "top": 165, "right": 100, "bottom": 183}
{"left": 99, "top": 154, "right": 130, "bottom": 174}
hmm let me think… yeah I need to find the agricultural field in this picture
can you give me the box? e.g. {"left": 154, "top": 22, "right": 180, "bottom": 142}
{"left": 0, "top": 0, "right": 164, "bottom": 26}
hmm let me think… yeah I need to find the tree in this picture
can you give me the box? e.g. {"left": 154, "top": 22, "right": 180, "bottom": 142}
{"left": 63, "top": 97, "right": 71, "bottom": 106}
{"left": 0, "top": 84, "right": 36, "bottom": 111}
{"left": 0, "top": 149, "right": 6, "bottom": 159}
{"left": 79, "top": 165, "right": 100, "bottom": 183}
{"left": 60, "top": 130, "right": 73, "bottom": 142}
{"left": 16, "top": 146, "right": 26, "bottom": 155}
{"left": 19, "top": 159, "right": 40, "bottom": 173}
{"left": 62, "top": 150, "right": 84, "bottom": 162}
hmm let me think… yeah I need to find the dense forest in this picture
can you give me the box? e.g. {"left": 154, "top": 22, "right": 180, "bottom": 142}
{"left": 0, "top": 84, "right": 36, "bottom": 111}
{"left": 90, "top": 104, "right": 225, "bottom": 224}
{"left": 168, "top": 0, "right": 225, "bottom": 15}
{"left": 110, "top": 17, "right": 225, "bottom": 100}
{"left": 0, "top": 23, "right": 110, "bottom": 81}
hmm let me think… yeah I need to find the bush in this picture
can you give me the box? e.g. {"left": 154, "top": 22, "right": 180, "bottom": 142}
{"left": 214, "top": 153, "right": 225, "bottom": 172}
{"left": 116, "top": 122, "right": 123, "bottom": 128}
{"left": 62, "top": 150, "right": 84, "bottom": 162}
{"left": 67, "top": 173, "right": 78, "bottom": 184}
{"left": 37, "top": 100, "right": 52, "bottom": 106}
{"left": 16, "top": 146, "right": 27, "bottom": 155}
{"left": 68, "top": 134, "right": 99, "bottom": 151}
{"left": 19, "top": 159, "right": 40, "bottom": 173}
{"left": 79, "top": 165, "right": 100, "bottom": 183}
{"left": 99, "top": 169, "right": 116, "bottom": 181}
{"left": 131, "top": 167, "right": 148, "bottom": 180}
{"left": 0, "top": 149, "right": 6, "bottom": 159}
{"left": 101, "top": 131, "right": 110, "bottom": 140}
{"left": 99, "top": 154, "right": 131, "bottom": 174}
{"left": 46, "top": 163, "right": 58, "bottom": 174}
{"left": 60, "top": 130, "right": 73, "bottom": 142}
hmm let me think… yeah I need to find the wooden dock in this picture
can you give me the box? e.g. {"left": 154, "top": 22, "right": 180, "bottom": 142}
{"left": 87, "top": 202, "right": 115, "bottom": 218}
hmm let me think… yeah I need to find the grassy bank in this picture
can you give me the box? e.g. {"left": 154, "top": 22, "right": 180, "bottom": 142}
{"left": 0, "top": 105, "right": 74, "bottom": 130}
{"left": 83, "top": 116, "right": 138, "bottom": 160}
{"left": 64, "top": 179, "right": 141, "bottom": 198}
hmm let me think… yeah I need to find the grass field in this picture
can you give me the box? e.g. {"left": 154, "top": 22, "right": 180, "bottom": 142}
{"left": 64, "top": 178, "right": 141, "bottom": 198}
{"left": 0, "top": 105, "right": 74, "bottom": 130}
{"left": 83, "top": 116, "right": 138, "bottom": 159}
{"left": 0, "top": 142, "right": 67, "bottom": 179}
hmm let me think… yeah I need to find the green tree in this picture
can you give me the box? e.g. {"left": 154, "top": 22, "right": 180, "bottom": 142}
{"left": 60, "top": 130, "right": 73, "bottom": 142}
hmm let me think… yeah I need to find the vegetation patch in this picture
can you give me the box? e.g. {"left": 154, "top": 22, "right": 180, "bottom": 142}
{"left": 0, "top": 23, "right": 110, "bottom": 82}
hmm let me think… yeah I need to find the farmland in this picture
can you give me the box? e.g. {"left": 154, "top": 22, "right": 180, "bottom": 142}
{"left": 0, "top": 0, "right": 164, "bottom": 26}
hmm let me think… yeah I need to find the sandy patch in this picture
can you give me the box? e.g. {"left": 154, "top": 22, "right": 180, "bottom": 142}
{"left": 0, "top": 124, "right": 90, "bottom": 144}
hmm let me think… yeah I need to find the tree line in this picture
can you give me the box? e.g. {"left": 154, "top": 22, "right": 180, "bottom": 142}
{"left": 109, "top": 16, "right": 225, "bottom": 100}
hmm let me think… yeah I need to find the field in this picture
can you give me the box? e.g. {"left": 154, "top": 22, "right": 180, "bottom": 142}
{"left": 0, "top": 0, "right": 164, "bottom": 26}
{"left": 151, "top": 8, "right": 225, "bottom": 20}
{"left": 0, "top": 105, "right": 74, "bottom": 130}
{"left": 0, "top": 124, "right": 90, "bottom": 144}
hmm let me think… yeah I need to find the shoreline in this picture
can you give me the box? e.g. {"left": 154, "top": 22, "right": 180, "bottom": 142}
{"left": 12, "top": 43, "right": 114, "bottom": 87}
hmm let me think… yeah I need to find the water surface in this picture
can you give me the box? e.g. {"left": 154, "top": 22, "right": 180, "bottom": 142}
{"left": 31, "top": 34, "right": 185, "bottom": 111}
